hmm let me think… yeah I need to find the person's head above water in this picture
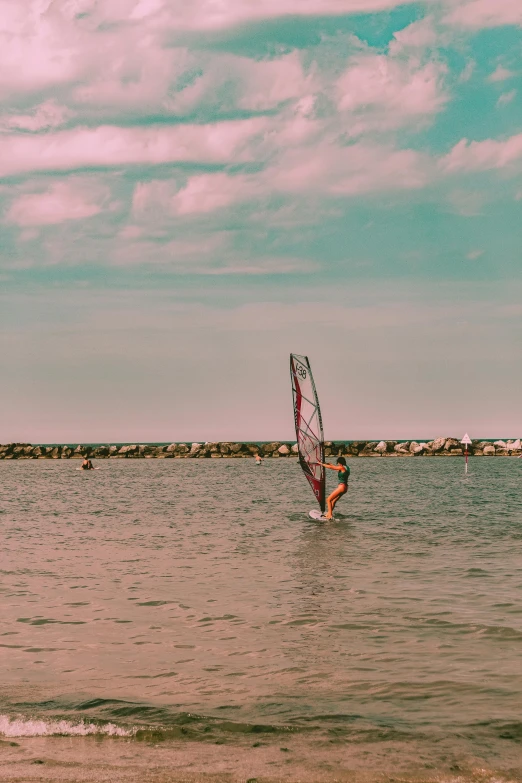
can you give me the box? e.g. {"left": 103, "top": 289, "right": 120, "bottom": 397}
{"left": 336, "top": 456, "right": 347, "bottom": 467}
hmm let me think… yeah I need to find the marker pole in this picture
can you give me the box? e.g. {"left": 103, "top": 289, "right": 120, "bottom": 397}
{"left": 461, "top": 433, "right": 471, "bottom": 475}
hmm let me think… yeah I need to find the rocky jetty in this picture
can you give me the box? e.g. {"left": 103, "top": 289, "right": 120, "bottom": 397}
{"left": 0, "top": 439, "right": 520, "bottom": 459}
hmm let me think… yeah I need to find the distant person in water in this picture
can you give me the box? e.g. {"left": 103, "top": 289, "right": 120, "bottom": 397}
{"left": 81, "top": 456, "right": 94, "bottom": 470}
{"left": 254, "top": 453, "right": 263, "bottom": 464}
{"left": 317, "top": 456, "right": 350, "bottom": 519}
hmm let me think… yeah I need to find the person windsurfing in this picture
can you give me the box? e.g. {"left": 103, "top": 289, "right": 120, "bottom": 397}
{"left": 317, "top": 456, "right": 350, "bottom": 519}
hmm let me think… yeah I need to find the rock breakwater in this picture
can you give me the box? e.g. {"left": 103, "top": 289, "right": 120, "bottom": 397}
{"left": 1, "top": 439, "right": 521, "bottom": 459}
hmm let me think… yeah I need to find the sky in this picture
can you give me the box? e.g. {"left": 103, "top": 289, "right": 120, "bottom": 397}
{"left": 1, "top": 0, "right": 521, "bottom": 444}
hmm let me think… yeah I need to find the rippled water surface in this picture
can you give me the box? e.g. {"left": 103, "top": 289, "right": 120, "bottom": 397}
{"left": 1, "top": 458, "right": 521, "bottom": 782}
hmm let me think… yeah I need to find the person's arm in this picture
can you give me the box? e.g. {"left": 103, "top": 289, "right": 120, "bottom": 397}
{"left": 317, "top": 461, "right": 339, "bottom": 471}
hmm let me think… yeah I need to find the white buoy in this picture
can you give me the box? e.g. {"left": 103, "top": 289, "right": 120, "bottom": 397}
{"left": 461, "top": 433, "right": 472, "bottom": 473}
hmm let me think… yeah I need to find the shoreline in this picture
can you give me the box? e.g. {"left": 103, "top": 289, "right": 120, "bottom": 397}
{"left": 1, "top": 438, "right": 520, "bottom": 459}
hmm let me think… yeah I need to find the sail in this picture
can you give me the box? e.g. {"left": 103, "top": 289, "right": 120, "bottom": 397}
{"left": 290, "top": 354, "right": 326, "bottom": 512}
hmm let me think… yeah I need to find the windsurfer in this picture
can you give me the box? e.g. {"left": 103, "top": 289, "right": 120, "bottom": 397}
{"left": 317, "top": 457, "right": 350, "bottom": 519}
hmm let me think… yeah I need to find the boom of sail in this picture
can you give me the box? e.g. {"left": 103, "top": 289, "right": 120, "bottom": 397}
{"left": 290, "top": 354, "right": 326, "bottom": 513}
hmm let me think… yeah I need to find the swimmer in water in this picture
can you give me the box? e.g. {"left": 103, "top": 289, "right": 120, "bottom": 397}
{"left": 317, "top": 456, "right": 350, "bottom": 519}
{"left": 254, "top": 453, "right": 263, "bottom": 464}
{"left": 81, "top": 456, "right": 94, "bottom": 470}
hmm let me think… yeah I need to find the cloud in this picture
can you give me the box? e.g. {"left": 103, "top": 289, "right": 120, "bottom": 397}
{"left": 130, "top": 173, "right": 256, "bottom": 219}
{"left": 5, "top": 180, "right": 107, "bottom": 226}
{"left": 336, "top": 49, "right": 447, "bottom": 133}
{"left": 271, "top": 143, "right": 430, "bottom": 195}
{"left": 158, "top": 0, "right": 421, "bottom": 31}
{"left": 487, "top": 66, "right": 515, "bottom": 83}
{"left": 112, "top": 231, "right": 316, "bottom": 274}
{"left": 171, "top": 173, "right": 255, "bottom": 215}
{"left": 497, "top": 89, "right": 517, "bottom": 107}
{"left": 447, "top": 189, "right": 486, "bottom": 216}
{"left": 0, "top": 100, "right": 71, "bottom": 132}
{"left": 444, "top": 0, "right": 522, "bottom": 29}
{"left": 389, "top": 17, "right": 440, "bottom": 54}
{"left": 164, "top": 50, "right": 314, "bottom": 117}
{"left": 466, "top": 249, "right": 484, "bottom": 260}
{"left": 440, "top": 134, "right": 522, "bottom": 172}
{"left": 0, "top": 119, "right": 266, "bottom": 177}
{"left": 0, "top": 3, "right": 82, "bottom": 97}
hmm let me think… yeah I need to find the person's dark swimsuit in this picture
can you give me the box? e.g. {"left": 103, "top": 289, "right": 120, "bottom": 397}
{"left": 338, "top": 466, "right": 350, "bottom": 485}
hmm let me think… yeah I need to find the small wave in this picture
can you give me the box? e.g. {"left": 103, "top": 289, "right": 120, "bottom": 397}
{"left": 0, "top": 715, "right": 133, "bottom": 738}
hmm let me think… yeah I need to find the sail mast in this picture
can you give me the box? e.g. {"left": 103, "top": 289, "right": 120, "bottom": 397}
{"left": 290, "top": 354, "right": 326, "bottom": 512}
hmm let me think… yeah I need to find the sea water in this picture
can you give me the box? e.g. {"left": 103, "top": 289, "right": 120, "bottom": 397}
{"left": 0, "top": 458, "right": 521, "bottom": 783}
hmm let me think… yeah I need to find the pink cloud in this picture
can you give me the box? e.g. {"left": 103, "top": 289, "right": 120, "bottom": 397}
{"left": 487, "top": 66, "right": 515, "bottom": 83}
{"left": 337, "top": 55, "right": 447, "bottom": 130}
{"left": 444, "top": 0, "right": 522, "bottom": 29}
{"left": 0, "top": 119, "right": 266, "bottom": 177}
{"left": 5, "top": 180, "right": 105, "bottom": 226}
{"left": 172, "top": 173, "right": 253, "bottom": 214}
{"left": 0, "top": 4, "right": 83, "bottom": 97}
{"left": 389, "top": 18, "right": 440, "bottom": 53}
{"left": 270, "top": 143, "right": 430, "bottom": 195}
{"left": 497, "top": 89, "right": 517, "bottom": 107}
{"left": 1, "top": 100, "right": 71, "bottom": 132}
{"left": 441, "top": 134, "right": 522, "bottom": 172}
{"left": 159, "top": 0, "right": 420, "bottom": 31}
{"left": 131, "top": 173, "right": 255, "bottom": 218}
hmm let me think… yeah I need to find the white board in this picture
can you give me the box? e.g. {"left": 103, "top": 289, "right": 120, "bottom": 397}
{"left": 309, "top": 509, "right": 328, "bottom": 521}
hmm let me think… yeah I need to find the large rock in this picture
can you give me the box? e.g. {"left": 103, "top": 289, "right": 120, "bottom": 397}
{"left": 262, "top": 442, "right": 281, "bottom": 455}
{"left": 483, "top": 444, "right": 496, "bottom": 456}
{"left": 166, "top": 443, "right": 177, "bottom": 453}
{"left": 444, "top": 438, "right": 459, "bottom": 451}
{"left": 374, "top": 440, "right": 387, "bottom": 454}
{"left": 278, "top": 444, "right": 290, "bottom": 456}
{"left": 432, "top": 437, "right": 446, "bottom": 453}
{"left": 291, "top": 443, "right": 299, "bottom": 454}
{"left": 119, "top": 444, "right": 137, "bottom": 455}
{"left": 494, "top": 440, "right": 507, "bottom": 448}
{"left": 410, "top": 442, "right": 424, "bottom": 454}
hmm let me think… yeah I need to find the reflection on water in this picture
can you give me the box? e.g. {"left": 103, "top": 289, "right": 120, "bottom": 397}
{"left": 0, "top": 457, "right": 521, "bottom": 779}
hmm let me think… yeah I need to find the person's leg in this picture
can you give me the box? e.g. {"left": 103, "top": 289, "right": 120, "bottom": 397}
{"left": 331, "top": 486, "right": 347, "bottom": 511}
{"left": 326, "top": 486, "right": 345, "bottom": 518}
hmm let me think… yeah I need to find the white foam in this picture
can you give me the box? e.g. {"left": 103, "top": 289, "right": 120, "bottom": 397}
{"left": 0, "top": 715, "right": 133, "bottom": 738}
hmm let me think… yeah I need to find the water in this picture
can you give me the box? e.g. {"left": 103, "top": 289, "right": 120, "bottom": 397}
{"left": 1, "top": 458, "right": 521, "bottom": 782}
